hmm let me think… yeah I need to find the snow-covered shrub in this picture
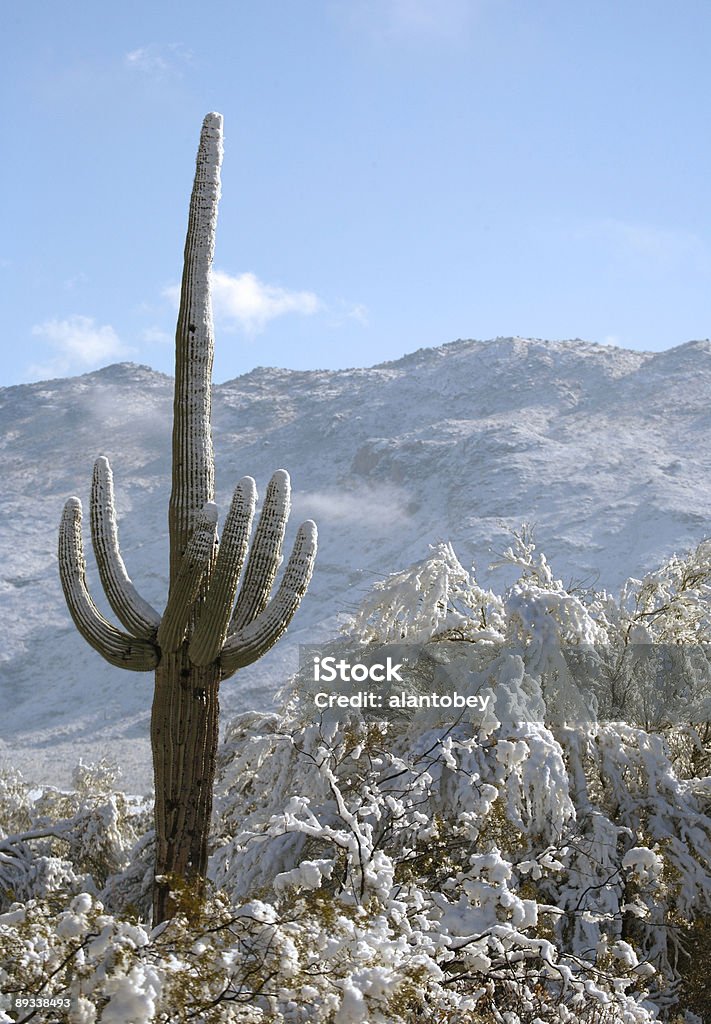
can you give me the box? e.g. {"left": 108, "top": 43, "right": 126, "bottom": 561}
{"left": 0, "top": 759, "right": 149, "bottom": 914}
{"left": 349, "top": 540, "right": 505, "bottom": 644}
{"left": 207, "top": 535, "right": 710, "bottom": 1021}
{"left": 210, "top": 710, "right": 703, "bottom": 1021}
{"left": 491, "top": 527, "right": 711, "bottom": 730}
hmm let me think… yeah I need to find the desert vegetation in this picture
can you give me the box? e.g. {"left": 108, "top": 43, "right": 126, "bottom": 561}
{"left": 1, "top": 532, "right": 709, "bottom": 1022}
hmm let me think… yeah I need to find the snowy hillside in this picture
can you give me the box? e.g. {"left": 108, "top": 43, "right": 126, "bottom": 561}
{"left": 2, "top": 335, "right": 710, "bottom": 788}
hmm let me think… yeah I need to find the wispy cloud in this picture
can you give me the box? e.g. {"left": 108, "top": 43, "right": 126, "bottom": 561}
{"left": 342, "top": 0, "right": 477, "bottom": 45}
{"left": 29, "top": 315, "right": 132, "bottom": 379}
{"left": 63, "top": 271, "right": 88, "bottom": 291}
{"left": 125, "top": 43, "right": 192, "bottom": 78}
{"left": 389, "top": 0, "right": 472, "bottom": 37}
{"left": 324, "top": 300, "right": 370, "bottom": 329}
{"left": 341, "top": 302, "right": 369, "bottom": 326}
{"left": 142, "top": 326, "right": 172, "bottom": 345}
{"left": 576, "top": 218, "right": 710, "bottom": 275}
{"left": 164, "top": 271, "right": 322, "bottom": 335}
{"left": 293, "top": 484, "right": 412, "bottom": 529}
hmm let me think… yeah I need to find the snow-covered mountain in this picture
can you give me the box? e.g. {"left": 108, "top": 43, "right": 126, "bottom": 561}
{"left": 2, "top": 336, "right": 710, "bottom": 788}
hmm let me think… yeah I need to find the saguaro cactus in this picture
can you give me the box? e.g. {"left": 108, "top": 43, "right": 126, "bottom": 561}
{"left": 58, "top": 113, "right": 317, "bottom": 923}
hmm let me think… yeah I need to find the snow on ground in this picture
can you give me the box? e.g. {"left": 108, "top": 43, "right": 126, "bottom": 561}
{"left": 1, "top": 336, "right": 710, "bottom": 789}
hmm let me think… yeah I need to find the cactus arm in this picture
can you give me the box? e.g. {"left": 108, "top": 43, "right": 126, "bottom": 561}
{"left": 220, "top": 519, "right": 317, "bottom": 679}
{"left": 188, "top": 477, "right": 258, "bottom": 666}
{"left": 228, "top": 469, "right": 291, "bottom": 634}
{"left": 58, "top": 498, "right": 159, "bottom": 671}
{"left": 90, "top": 456, "right": 162, "bottom": 638}
{"left": 168, "top": 112, "right": 223, "bottom": 585}
{"left": 157, "top": 503, "right": 219, "bottom": 653}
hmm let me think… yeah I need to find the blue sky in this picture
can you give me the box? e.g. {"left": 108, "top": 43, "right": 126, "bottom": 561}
{"left": 2, "top": 0, "right": 710, "bottom": 386}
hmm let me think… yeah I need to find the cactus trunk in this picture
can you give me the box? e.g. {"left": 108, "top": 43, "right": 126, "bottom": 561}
{"left": 58, "top": 113, "right": 317, "bottom": 926}
{"left": 151, "top": 113, "right": 222, "bottom": 923}
{"left": 151, "top": 651, "right": 220, "bottom": 924}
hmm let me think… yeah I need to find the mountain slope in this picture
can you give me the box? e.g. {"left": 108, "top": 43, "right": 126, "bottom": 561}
{"left": 2, "top": 336, "right": 710, "bottom": 788}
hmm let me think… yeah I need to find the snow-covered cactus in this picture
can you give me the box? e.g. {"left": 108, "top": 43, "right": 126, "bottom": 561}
{"left": 57, "top": 113, "right": 317, "bottom": 923}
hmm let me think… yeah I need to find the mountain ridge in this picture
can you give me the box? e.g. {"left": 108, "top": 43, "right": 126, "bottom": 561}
{"left": 2, "top": 336, "right": 709, "bottom": 788}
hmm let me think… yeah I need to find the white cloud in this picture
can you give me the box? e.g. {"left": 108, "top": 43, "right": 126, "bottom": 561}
{"left": 293, "top": 484, "right": 411, "bottom": 529}
{"left": 29, "top": 315, "right": 132, "bottom": 379}
{"left": 164, "top": 271, "right": 322, "bottom": 335}
{"left": 125, "top": 43, "right": 192, "bottom": 78}
{"left": 212, "top": 271, "right": 322, "bottom": 332}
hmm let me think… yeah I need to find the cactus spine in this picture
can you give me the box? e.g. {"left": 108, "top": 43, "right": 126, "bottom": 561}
{"left": 58, "top": 113, "right": 317, "bottom": 923}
